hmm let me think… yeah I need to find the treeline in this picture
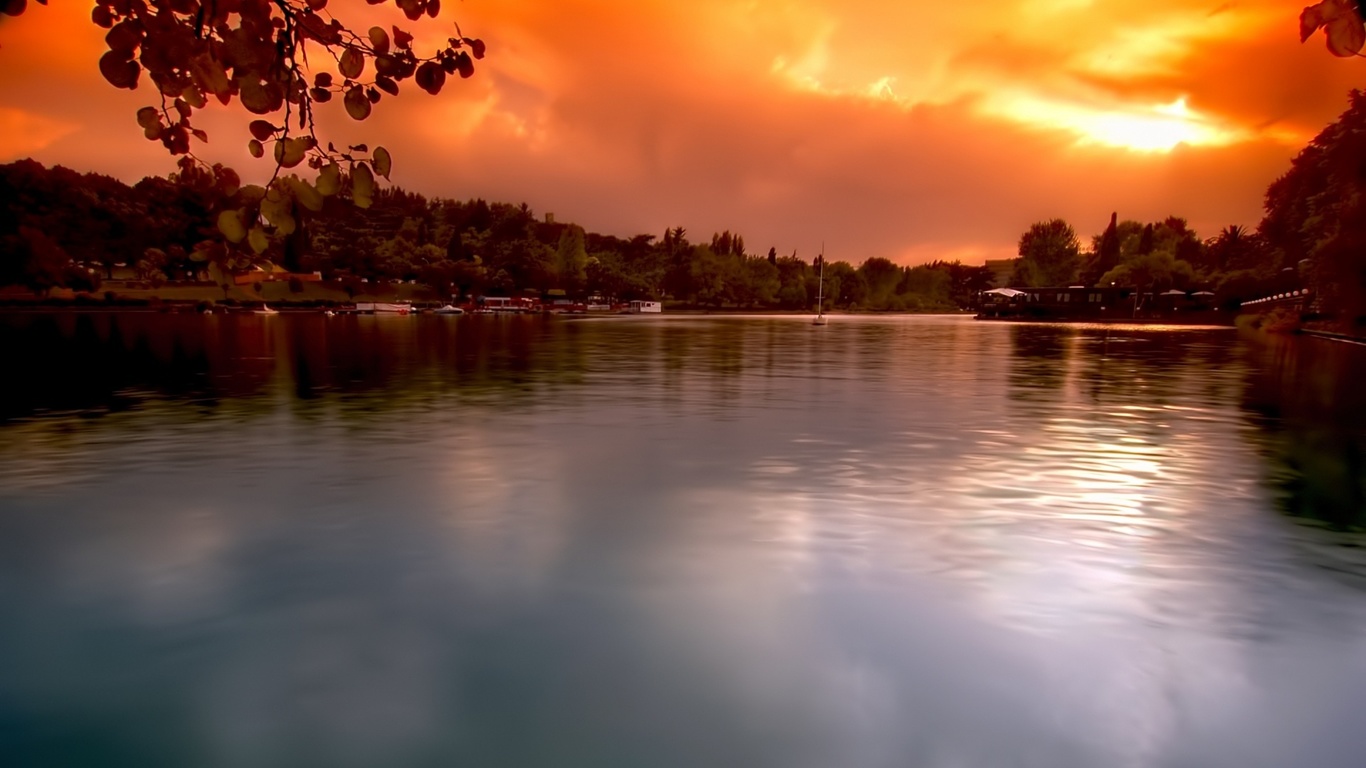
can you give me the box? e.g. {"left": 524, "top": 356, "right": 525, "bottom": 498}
{"left": 1010, "top": 91, "right": 1366, "bottom": 325}
{"left": 1, "top": 157, "right": 992, "bottom": 310}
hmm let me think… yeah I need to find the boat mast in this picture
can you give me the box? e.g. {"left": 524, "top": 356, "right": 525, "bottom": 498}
{"left": 816, "top": 243, "right": 824, "bottom": 315}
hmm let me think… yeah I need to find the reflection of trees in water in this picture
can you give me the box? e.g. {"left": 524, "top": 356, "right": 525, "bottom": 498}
{"left": 1241, "top": 336, "right": 1366, "bottom": 530}
{"left": 0, "top": 313, "right": 217, "bottom": 421}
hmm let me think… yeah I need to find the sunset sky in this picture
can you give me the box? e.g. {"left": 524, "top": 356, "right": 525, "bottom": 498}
{"left": 0, "top": 1, "right": 1361, "bottom": 264}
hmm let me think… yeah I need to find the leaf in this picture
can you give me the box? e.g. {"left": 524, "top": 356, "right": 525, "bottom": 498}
{"left": 217, "top": 167, "right": 241, "bottom": 196}
{"left": 373, "top": 146, "right": 392, "bottom": 180}
{"left": 375, "top": 76, "right": 399, "bottom": 96}
{"left": 368, "top": 26, "right": 390, "bottom": 55}
{"left": 468, "top": 38, "right": 486, "bottom": 60}
{"left": 273, "top": 137, "right": 311, "bottom": 168}
{"left": 1302, "top": 2, "right": 1329, "bottom": 41}
{"left": 188, "top": 53, "right": 231, "bottom": 99}
{"left": 309, "top": 87, "right": 333, "bottom": 103}
{"left": 182, "top": 85, "right": 207, "bottom": 109}
{"left": 306, "top": 0, "right": 327, "bottom": 9}
{"left": 426, "top": 0, "right": 440, "bottom": 20}
{"left": 287, "top": 175, "right": 325, "bottom": 211}
{"left": 392, "top": 26, "right": 414, "bottom": 50}
{"left": 91, "top": 5, "right": 113, "bottom": 28}
{"left": 415, "top": 61, "right": 445, "bottom": 95}
{"left": 352, "top": 162, "right": 375, "bottom": 208}
{"left": 248, "top": 120, "right": 276, "bottom": 141}
{"left": 455, "top": 51, "right": 474, "bottom": 79}
{"left": 104, "top": 20, "right": 143, "bottom": 55}
{"left": 1301, "top": 0, "right": 1366, "bottom": 55}
{"left": 314, "top": 72, "right": 333, "bottom": 88}
{"left": 273, "top": 212, "right": 297, "bottom": 237}
{"left": 260, "top": 182, "right": 291, "bottom": 223}
{"left": 344, "top": 86, "right": 372, "bottom": 120}
{"left": 248, "top": 226, "right": 270, "bottom": 254}
{"left": 339, "top": 48, "right": 365, "bottom": 80}
{"left": 1326, "top": 2, "right": 1366, "bottom": 55}
{"left": 316, "top": 162, "right": 342, "bottom": 196}
{"left": 136, "top": 106, "right": 160, "bottom": 129}
{"left": 238, "top": 185, "right": 267, "bottom": 202}
{"left": 99, "top": 51, "right": 140, "bottom": 89}
{"left": 248, "top": 139, "right": 264, "bottom": 158}
{"left": 191, "top": 128, "right": 209, "bottom": 143}
{"left": 217, "top": 210, "right": 247, "bottom": 243}
{"left": 239, "top": 77, "right": 284, "bottom": 114}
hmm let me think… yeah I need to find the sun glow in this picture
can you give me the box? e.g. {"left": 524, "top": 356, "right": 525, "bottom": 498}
{"left": 988, "top": 95, "right": 1243, "bottom": 152}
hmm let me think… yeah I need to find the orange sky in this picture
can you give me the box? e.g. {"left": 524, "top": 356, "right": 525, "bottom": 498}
{"left": 0, "top": 1, "right": 1360, "bottom": 264}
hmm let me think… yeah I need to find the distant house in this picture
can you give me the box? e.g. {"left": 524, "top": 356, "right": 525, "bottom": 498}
{"left": 231, "top": 263, "right": 323, "bottom": 285}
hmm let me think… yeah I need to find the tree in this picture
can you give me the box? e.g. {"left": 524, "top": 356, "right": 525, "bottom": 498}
{"left": 1098, "top": 249, "right": 1195, "bottom": 292}
{"left": 555, "top": 225, "right": 589, "bottom": 294}
{"left": 1013, "top": 219, "right": 1080, "bottom": 287}
{"left": 1081, "top": 212, "right": 1121, "bottom": 286}
{"left": 1261, "top": 90, "right": 1366, "bottom": 325}
{"left": 1, "top": 0, "right": 484, "bottom": 268}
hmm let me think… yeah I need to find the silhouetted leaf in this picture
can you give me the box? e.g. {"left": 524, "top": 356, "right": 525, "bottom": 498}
{"left": 217, "top": 210, "right": 247, "bottom": 243}
{"left": 99, "top": 51, "right": 140, "bottom": 89}
{"left": 340, "top": 48, "right": 365, "bottom": 79}
{"left": 393, "top": 26, "right": 414, "bottom": 49}
{"left": 105, "top": 20, "right": 143, "bottom": 55}
{"left": 287, "top": 175, "right": 325, "bottom": 211}
{"left": 344, "top": 86, "right": 372, "bottom": 120}
{"left": 369, "top": 26, "right": 390, "bottom": 55}
{"left": 248, "top": 226, "right": 269, "bottom": 254}
{"left": 248, "top": 139, "right": 264, "bottom": 158}
{"left": 415, "top": 61, "right": 445, "bottom": 94}
{"left": 136, "top": 106, "right": 161, "bottom": 129}
{"left": 316, "top": 162, "right": 342, "bottom": 196}
{"left": 273, "top": 137, "right": 311, "bottom": 168}
{"left": 373, "top": 146, "right": 392, "bottom": 180}
{"left": 352, "top": 162, "right": 375, "bottom": 208}
{"left": 455, "top": 51, "right": 474, "bottom": 78}
{"left": 248, "top": 120, "right": 276, "bottom": 141}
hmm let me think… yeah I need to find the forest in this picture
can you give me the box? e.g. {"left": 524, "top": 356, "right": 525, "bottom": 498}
{"left": 0, "top": 157, "right": 993, "bottom": 311}
{"left": 4, "top": 92, "right": 1366, "bottom": 322}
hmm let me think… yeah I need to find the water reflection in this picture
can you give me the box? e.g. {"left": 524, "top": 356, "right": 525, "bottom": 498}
{"left": 3, "top": 313, "right": 1366, "bottom": 767}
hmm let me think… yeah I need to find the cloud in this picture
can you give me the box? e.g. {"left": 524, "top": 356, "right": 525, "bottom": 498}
{"left": 0, "top": 0, "right": 1358, "bottom": 263}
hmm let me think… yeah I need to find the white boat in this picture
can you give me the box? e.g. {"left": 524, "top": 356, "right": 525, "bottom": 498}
{"left": 253, "top": 304, "right": 279, "bottom": 315}
{"left": 434, "top": 305, "right": 465, "bottom": 315}
{"left": 355, "top": 301, "right": 413, "bottom": 315}
{"left": 626, "top": 300, "right": 662, "bottom": 314}
{"left": 813, "top": 248, "right": 828, "bottom": 326}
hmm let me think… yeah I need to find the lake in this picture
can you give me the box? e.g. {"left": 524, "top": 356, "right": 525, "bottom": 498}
{"left": 2, "top": 312, "right": 1365, "bottom": 768}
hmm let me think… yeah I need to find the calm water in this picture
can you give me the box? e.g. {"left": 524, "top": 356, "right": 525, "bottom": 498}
{"left": 2, "top": 312, "right": 1366, "bottom": 768}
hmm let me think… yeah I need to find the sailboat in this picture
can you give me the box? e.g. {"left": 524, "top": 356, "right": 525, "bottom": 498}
{"left": 812, "top": 249, "right": 828, "bottom": 326}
